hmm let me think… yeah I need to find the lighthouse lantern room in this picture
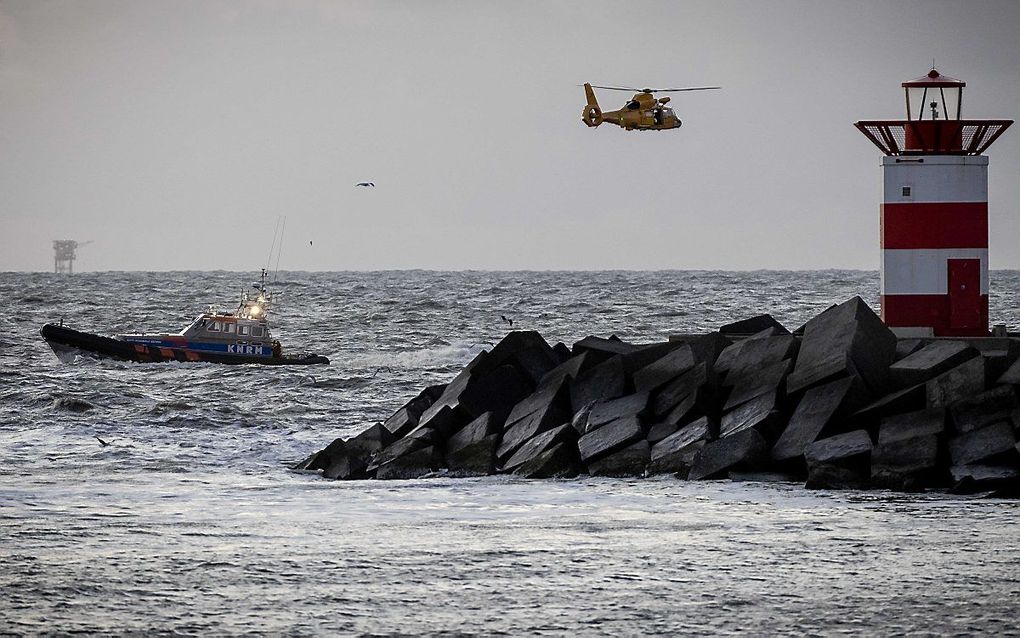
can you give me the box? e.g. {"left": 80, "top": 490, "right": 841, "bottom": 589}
{"left": 856, "top": 69, "right": 1013, "bottom": 337}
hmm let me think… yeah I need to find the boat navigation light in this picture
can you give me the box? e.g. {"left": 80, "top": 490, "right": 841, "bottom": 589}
{"left": 250, "top": 305, "right": 262, "bottom": 317}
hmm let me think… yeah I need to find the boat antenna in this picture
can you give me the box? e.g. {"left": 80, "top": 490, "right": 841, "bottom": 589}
{"left": 273, "top": 217, "right": 286, "bottom": 284}
{"left": 265, "top": 216, "right": 283, "bottom": 275}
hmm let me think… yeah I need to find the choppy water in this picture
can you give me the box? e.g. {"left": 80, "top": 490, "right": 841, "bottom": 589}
{"left": 2, "top": 270, "right": 1019, "bottom": 635}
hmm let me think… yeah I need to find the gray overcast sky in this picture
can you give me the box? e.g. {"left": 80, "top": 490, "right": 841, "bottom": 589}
{"left": 2, "top": 0, "right": 1019, "bottom": 272}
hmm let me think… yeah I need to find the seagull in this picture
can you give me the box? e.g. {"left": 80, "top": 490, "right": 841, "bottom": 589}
{"left": 95, "top": 435, "right": 109, "bottom": 447}
{"left": 309, "top": 240, "right": 313, "bottom": 246}
{"left": 500, "top": 315, "right": 514, "bottom": 328}
{"left": 355, "top": 182, "right": 375, "bottom": 187}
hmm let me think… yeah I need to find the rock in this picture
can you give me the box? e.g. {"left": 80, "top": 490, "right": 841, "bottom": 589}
{"left": 647, "top": 417, "right": 712, "bottom": 476}
{"left": 446, "top": 434, "right": 499, "bottom": 476}
{"left": 805, "top": 430, "right": 873, "bottom": 490}
{"left": 687, "top": 332, "right": 732, "bottom": 378}
{"left": 949, "top": 464, "right": 1020, "bottom": 493}
{"left": 998, "top": 357, "right": 1020, "bottom": 385}
{"left": 888, "top": 340, "right": 978, "bottom": 389}
{"left": 375, "top": 445, "right": 442, "bottom": 480}
{"left": 585, "top": 392, "right": 649, "bottom": 432}
{"left": 298, "top": 436, "right": 346, "bottom": 472}
{"left": 621, "top": 341, "right": 694, "bottom": 375}
{"left": 926, "top": 356, "right": 985, "bottom": 408}
{"left": 871, "top": 434, "right": 940, "bottom": 490}
{"left": 367, "top": 427, "right": 438, "bottom": 474}
{"left": 722, "top": 358, "right": 792, "bottom": 411}
{"left": 688, "top": 428, "right": 767, "bottom": 480}
{"left": 718, "top": 391, "right": 783, "bottom": 440}
{"left": 947, "top": 422, "right": 1017, "bottom": 466}
{"left": 417, "top": 351, "right": 488, "bottom": 425}
{"left": 720, "top": 333, "right": 798, "bottom": 384}
{"left": 650, "top": 363, "right": 708, "bottom": 417}
{"left": 329, "top": 423, "right": 399, "bottom": 479}
{"left": 413, "top": 404, "right": 467, "bottom": 439}
{"left": 659, "top": 389, "right": 706, "bottom": 431}
{"left": 473, "top": 330, "right": 557, "bottom": 381}
{"left": 497, "top": 400, "right": 569, "bottom": 461}
{"left": 382, "top": 383, "right": 447, "bottom": 438}
{"left": 894, "top": 338, "right": 926, "bottom": 361}
{"left": 588, "top": 440, "right": 651, "bottom": 477}
{"left": 510, "top": 345, "right": 562, "bottom": 386}
{"left": 505, "top": 372, "right": 571, "bottom": 427}
{"left": 513, "top": 442, "right": 581, "bottom": 479}
{"left": 501, "top": 423, "right": 576, "bottom": 473}
{"left": 949, "top": 386, "right": 1017, "bottom": 433}
{"left": 537, "top": 351, "right": 590, "bottom": 388}
{"left": 632, "top": 344, "right": 696, "bottom": 393}
{"left": 447, "top": 411, "right": 502, "bottom": 455}
{"left": 551, "top": 342, "right": 572, "bottom": 363}
{"left": 571, "top": 335, "right": 643, "bottom": 364}
{"left": 457, "top": 363, "right": 534, "bottom": 422}
{"left": 719, "top": 314, "right": 789, "bottom": 336}
{"left": 570, "top": 400, "right": 597, "bottom": 434}
{"left": 787, "top": 296, "right": 897, "bottom": 396}
{"left": 877, "top": 408, "right": 945, "bottom": 446}
{"left": 646, "top": 419, "right": 681, "bottom": 445}
{"left": 577, "top": 415, "right": 644, "bottom": 464}
{"left": 570, "top": 355, "right": 626, "bottom": 412}
{"left": 771, "top": 376, "right": 865, "bottom": 463}
{"left": 853, "top": 383, "right": 927, "bottom": 423}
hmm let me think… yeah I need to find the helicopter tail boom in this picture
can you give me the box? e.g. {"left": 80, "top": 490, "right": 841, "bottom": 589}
{"left": 581, "top": 83, "right": 603, "bottom": 127}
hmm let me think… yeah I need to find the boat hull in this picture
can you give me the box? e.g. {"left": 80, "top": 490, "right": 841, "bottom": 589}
{"left": 40, "top": 324, "right": 329, "bottom": 366}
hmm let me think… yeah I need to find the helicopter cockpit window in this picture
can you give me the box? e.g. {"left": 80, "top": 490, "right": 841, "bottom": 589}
{"left": 626, "top": 100, "right": 640, "bottom": 110}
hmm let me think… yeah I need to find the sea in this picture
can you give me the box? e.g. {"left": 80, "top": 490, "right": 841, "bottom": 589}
{"left": 1, "top": 270, "right": 1019, "bottom": 636}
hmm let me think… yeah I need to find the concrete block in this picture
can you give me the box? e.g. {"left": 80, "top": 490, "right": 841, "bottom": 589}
{"left": 651, "top": 363, "right": 708, "bottom": 417}
{"left": 552, "top": 342, "right": 572, "bottom": 363}
{"left": 501, "top": 423, "right": 576, "bottom": 473}
{"left": 497, "top": 401, "right": 569, "bottom": 461}
{"left": 571, "top": 335, "right": 643, "bottom": 364}
{"left": 331, "top": 423, "right": 399, "bottom": 479}
{"left": 787, "top": 296, "right": 897, "bottom": 396}
{"left": 570, "top": 355, "right": 626, "bottom": 412}
{"left": 588, "top": 440, "right": 651, "bottom": 477}
{"left": 506, "top": 372, "right": 571, "bottom": 427}
{"left": 719, "top": 391, "right": 783, "bottom": 440}
{"left": 950, "top": 386, "right": 1016, "bottom": 433}
{"left": 660, "top": 389, "right": 706, "bottom": 431}
{"left": 687, "top": 332, "right": 732, "bottom": 377}
{"left": 948, "top": 422, "right": 1017, "bottom": 466}
{"left": 926, "top": 356, "right": 985, "bottom": 409}
{"left": 458, "top": 363, "right": 534, "bottom": 421}
{"left": 877, "top": 409, "right": 945, "bottom": 446}
{"left": 894, "top": 338, "right": 926, "bottom": 361}
{"left": 537, "top": 351, "right": 590, "bottom": 388}
{"left": 688, "top": 428, "right": 767, "bottom": 480}
{"left": 805, "top": 430, "right": 873, "bottom": 466}
{"left": 647, "top": 417, "right": 712, "bottom": 476}
{"left": 997, "top": 357, "right": 1020, "bottom": 385}
{"left": 585, "top": 392, "right": 649, "bottom": 432}
{"left": 367, "top": 427, "right": 438, "bottom": 474}
{"left": 646, "top": 420, "right": 681, "bottom": 445}
{"left": 771, "top": 376, "right": 863, "bottom": 463}
{"left": 383, "top": 383, "right": 447, "bottom": 438}
{"left": 723, "top": 358, "right": 792, "bottom": 411}
{"left": 632, "top": 344, "right": 696, "bottom": 393}
{"left": 871, "top": 434, "right": 940, "bottom": 489}
{"left": 722, "top": 334, "right": 798, "bottom": 384}
{"left": 418, "top": 351, "right": 488, "bottom": 424}
{"left": 889, "top": 340, "right": 978, "bottom": 388}
{"left": 447, "top": 411, "right": 502, "bottom": 456}
{"left": 622, "top": 341, "right": 695, "bottom": 375}
{"left": 446, "top": 433, "right": 499, "bottom": 476}
{"left": 474, "top": 330, "right": 556, "bottom": 381}
{"left": 805, "top": 430, "right": 873, "bottom": 490}
{"left": 412, "top": 405, "right": 466, "bottom": 440}
{"left": 949, "top": 464, "right": 1020, "bottom": 492}
{"left": 299, "top": 437, "right": 346, "bottom": 473}
{"left": 511, "top": 346, "right": 562, "bottom": 386}
{"left": 577, "top": 415, "right": 644, "bottom": 464}
{"left": 719, "top": 314, "right": 789, "bottom": 336}
{"left": 805, "top": 464, "right": 869, "bottom": 490}
{"left": 513, "top": 442, "right": 581, "bottom": 479}
{"left": 374, "top": 445, "right": 442, "bottom": 480}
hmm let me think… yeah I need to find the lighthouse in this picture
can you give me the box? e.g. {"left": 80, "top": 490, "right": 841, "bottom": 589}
{"left": 855, "top": 69, "right": 1012, "bottom": 337}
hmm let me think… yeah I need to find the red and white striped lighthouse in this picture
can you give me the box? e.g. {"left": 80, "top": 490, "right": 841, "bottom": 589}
{"left": 856, "top": 69, "right": 1013, "bottom": 337}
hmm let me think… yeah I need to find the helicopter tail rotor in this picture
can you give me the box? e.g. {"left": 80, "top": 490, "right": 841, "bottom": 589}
{"left": 581, "top": 104, "right": 603, "bottom": 127}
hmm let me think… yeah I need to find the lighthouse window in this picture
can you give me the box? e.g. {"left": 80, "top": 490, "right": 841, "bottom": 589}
{"left": 901, "top": 186, "right": 912, "bottom": 197}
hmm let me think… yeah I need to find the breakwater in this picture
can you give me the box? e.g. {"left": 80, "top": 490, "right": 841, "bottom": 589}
{"left": 300, "top": 296, "right": 1020, "bottom": 495}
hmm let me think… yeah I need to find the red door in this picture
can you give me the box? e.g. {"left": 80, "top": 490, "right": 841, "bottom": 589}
{"left": 948, "top": 259, "right": 981, "bottom": 330}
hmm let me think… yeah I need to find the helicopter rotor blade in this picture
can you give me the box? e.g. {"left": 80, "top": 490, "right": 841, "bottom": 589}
{"left": 652, "top": 86, "right": 722, "bottom": 92}
{"left": 587, "top": 85, "right": 643, "bottom": 92}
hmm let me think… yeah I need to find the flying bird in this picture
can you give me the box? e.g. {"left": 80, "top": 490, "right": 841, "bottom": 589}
{"left": 500, "top": 315, "right": 514, "bottom": 328}
{"left": 355, "top": 182, "right": 375, "bottom": 187}
{"left": 95, "top": 435, "right": 109, "bottom": 447}
{"left": 309, "top": 240, "right": 313, "bottom": 246}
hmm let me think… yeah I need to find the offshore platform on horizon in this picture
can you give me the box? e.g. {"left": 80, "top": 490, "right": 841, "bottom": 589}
{"left": 52, "top": 240, "right": 91, "bottom": 274}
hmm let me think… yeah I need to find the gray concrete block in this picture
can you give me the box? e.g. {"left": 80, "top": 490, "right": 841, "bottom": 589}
{"left": 660, "top": 390, "right": 705, "bottom": 431}
{"left": 651, "top": 363, "right": 708, "bottom": 417}
{"left": 948, "top": 421, "right": 1017, "bottom": 466}
{"left": 647, "top": 416, "right": 712, "bottom": 476}
{"left": 771, "top": 376, "right": 863, "bottom": 463}
{"left": 446, "top": 433, "right": 499, "bottom": 476}
{"left": 501, "top": 423, "right": 576, "bottom": 473}
{"left": 506, "top": 372, "right": 571, "bottom": 426}
{"left": 997, "top": 357, "right": 1020, "bottom": 385}
{"left": 418, "top": 351, "right": 488, "bottom": 424}
{"left": 300, "top": 436, "right": 347, "bottom": 474}
{"left": 805, "top": 430, "right": 873, "bottom": 466}
{"left": 719, "top": 314, "right": 789, "bottom": 336}
{"left": 537, "top": 351, "right": 590, "bottom": 388}
{"left": 588, "top": 440, "right": 651, "bottom": 477}
{"left": 805, "top": 464, "right": 869, "bottom": 490}
{"left": 688, "top": 428, "right": 767, "bottom": 480}
{"left": 383, "top": 383, "right": 447, "bottom": 438}
{"left": 722, "top": 334, "right": 798, "bottom": 384}
{"left": 585, "top": 392, "right": 649, "bottom": 432}
{"left": 787, "top": 296, "right": 897, "bottom": 396}
{"left": 338, "top": 423, "right": 398, "bottom": 478}
{"left": 889, "top": 340, "right": 978, "bottom": 388}
{"left": 804, "top": 429, "right": 873, "bottom": 490}
{"left": 571, "top": 335, "right": 643, "bottom": 363}
{"left": 854, "top": 383, "right": 927, "bottom": 423}
{"left": 497, "top": 401, "right": 569, "bottom": 461}
{"left": 950, "top": 386, "right": 1017, "bottom": 433}
{"left": 411, "top": 404, "right": 466, "bottom": 440}
{"left": 458, "top": 363, "right": 534, "bottom": 421}
{"left": 570, "top": 355, "right": 626, "bottom": 412}
{"left": 474, "top": 330, "right": 556, "bottom": 381}
{"left": 877, "top": 409, "right": 945, "bottom": 446}
{"left": 646, "top": 420, "right": 681, "bottom": 445}
{"left": 447, "top": 411, "right": 502, "bottom": 456}
{"left": 719, "top": 391, "right": 782, "bottom": 439}
{"left": 894, "top": 338, "right": 926, "bottom": 361}
{"left": 723, "top": 358, "right": 792, "bottom": 411}
{"left": 374, "top": 445, "right": 442, "bottom": 480}
{"left": 367, "top": 427, "right": 439, "bottom": 474}
{"left": 633, "top": 344, "right": 696, "bottom": 393}
{"left": 926, "top": 356, "right": 985, "bottom": 409}
{"left": 950, "top": 464, "right": 1019, "bottom": 484}
{"left": 577, "top": 415, "right": 644, "bottom": 463}
{"left": 871, "top": 434, "right": 939, "bottom": 486}
{"left": 513, "top": 442, "right": 581, "bottom": 479}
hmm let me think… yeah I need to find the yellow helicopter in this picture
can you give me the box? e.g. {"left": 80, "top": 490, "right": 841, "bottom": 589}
{"left": 581, "top": 83, "right": 720, "bottom": 131}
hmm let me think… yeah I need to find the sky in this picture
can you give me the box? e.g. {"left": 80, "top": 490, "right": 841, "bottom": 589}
{"left": 1, "top": 0, "right": 1019, "bottom": 272}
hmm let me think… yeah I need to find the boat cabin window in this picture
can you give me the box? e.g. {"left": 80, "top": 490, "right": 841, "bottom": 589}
{"left": 207, "top": 321, "right": 222, "bottom": 332}
{"left": 224, "top": 323, "right": 236, "bottom": 334}
{"left": 239, "top": 325, "right": 250, "bottom": 336}
{"left": 251, "top": 326, "right": 264, "bottom": 337}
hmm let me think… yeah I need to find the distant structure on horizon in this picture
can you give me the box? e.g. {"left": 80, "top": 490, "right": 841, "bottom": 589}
{"left": 855, "top": 68, "right": 1013, "bottom": 337}
{"left": 52, "top": 240, "right": 91, "bottom": 274}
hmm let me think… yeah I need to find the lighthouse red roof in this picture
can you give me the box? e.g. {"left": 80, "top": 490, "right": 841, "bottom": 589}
{"left": 902, "top": 68, "right": 965, "bottom": 88}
